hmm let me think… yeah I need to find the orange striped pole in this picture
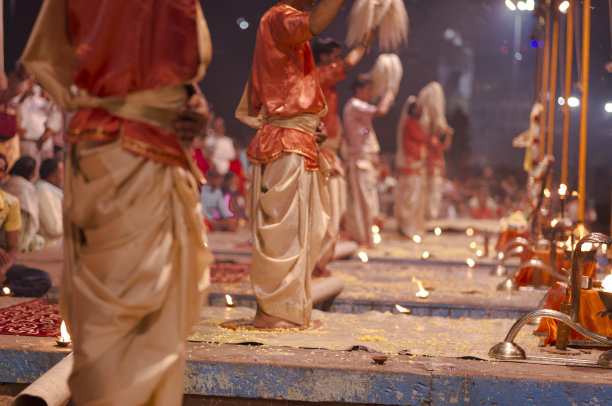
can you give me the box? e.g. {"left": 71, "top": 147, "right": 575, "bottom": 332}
{"left": 577, "top": 0, "right": 590, "bottom": 222}
{"left": 561, "top": 0, "right": 574, "bottom": 186}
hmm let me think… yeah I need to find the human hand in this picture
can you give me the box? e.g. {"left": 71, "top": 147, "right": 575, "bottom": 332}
{"left": 174, "top": 90, "right": 209, "bottom": 147}
{"left": 363, "top": 28, "right": 377, "bottom": 48}
{"left": 314, "top": 122, "right": 327, "bottom": 144}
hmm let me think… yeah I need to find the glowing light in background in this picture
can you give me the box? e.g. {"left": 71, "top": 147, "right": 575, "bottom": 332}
{"left": 395, "top": 304, "right": 411, "bottom": 314}
{"left": 422, "top": 251, "right": 431, "bottom": 260}
{"left": 413, "top": 235, "right": 423, "bottom": 244}
{"left": 558, "top": 1, "right": 570, "bottom": 13}
{"left": 466, "top": 228, "right": 474, "bottom": 237}
{"left": 358, "top": 251, "right": 369, "bottom": 263}
{"left": 225, "top": 294, "right": 235, "bottom": 307}
{"left": 466, "top": 258, "right": 476, "bottom": 268}
{"left": 567, "top": 97, "right": 580, "bottom": 107}
{"left": 434, "top": 227, "right": 442, "bottom": 236}
{"left": 605, "top": 103, "right": 612, "bottom": 113}
{"left": 236, "top": 17, "right": 249, "bottom": 30}
{"left": 505, "top": 0, "right": 517, "bottom": 11}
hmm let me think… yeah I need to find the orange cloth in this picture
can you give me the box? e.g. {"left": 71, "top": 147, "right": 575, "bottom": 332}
{"left": 246, "top": 3, "right": 325, "bottom": 170}
{"left": 400, "top": 118, "right": 428, "bottom": 175}
{"left": 66, "top": 0, "right": 202, "bottom": 167}
{"left": 495, "top": 229, "right": 528, "bottom": 252}
{"left": 515, "top": 247, "right": 575, "bottom": 286}
{"left": 535, "top": 282, "right": 612, "bottom": 345}
{"left": 426, "top": 134, "right": 445, "bottom": 176}
{"left": 318, "top": 61, "right": 345, "bottom": 140}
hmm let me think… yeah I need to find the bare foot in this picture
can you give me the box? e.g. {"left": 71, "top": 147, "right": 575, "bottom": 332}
{"left": 252, "top": 307, "right": 302, "bottom": 329}
{"left": 312, "top": 266, "right": 332, "bottom": 278}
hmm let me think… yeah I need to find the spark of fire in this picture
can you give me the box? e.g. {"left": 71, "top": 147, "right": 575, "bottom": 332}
{"left": 412, "top": 276, "right": 429, "bottom": 299}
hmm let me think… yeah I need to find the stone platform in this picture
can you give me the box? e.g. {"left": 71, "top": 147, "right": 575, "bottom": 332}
{"left": 1, "top": 304, "right": 612, "bottom": 405}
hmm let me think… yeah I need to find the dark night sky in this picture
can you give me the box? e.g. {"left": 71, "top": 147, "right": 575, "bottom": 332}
{"left": 3, "top": 0, "right": 612, "bottom": 218}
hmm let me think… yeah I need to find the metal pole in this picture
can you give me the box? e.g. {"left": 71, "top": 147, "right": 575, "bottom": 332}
{"left": 578, "top": 0, "right": 590, "bottom": 222}
{"left": 540, "top": 1, "right": 552, "bottom": 160}
{"left": 561, "top": 0, "right": 574, "bottom": 187}
{"left": 546, "top": 1, "right": 560, "bottom": 156}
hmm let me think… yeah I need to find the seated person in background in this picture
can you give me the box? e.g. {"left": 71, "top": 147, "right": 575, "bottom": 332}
{"left": 0, "top": 184, "right": 51, "bottom": 297}
{"left": 0, "top": 155, "right": 43, "bottom": 251}
{"left": 200, "top": 168, "right": 236, "bottom": 232}
{"left": 36, "top": 158, "right": 63, "bottom": 248}
{"left": 469, "top": 186, "right": 499, "bottom": 220}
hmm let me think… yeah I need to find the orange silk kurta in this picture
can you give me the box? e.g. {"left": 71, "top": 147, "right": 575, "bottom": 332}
{"left": 247, "top": 3, "right": 326, "bottom": 170}
{"left": 318, "top": 61, "right": 346, "bottom": 141}
{"left": 66, "top": 0, "right": 202, "bottom": 167}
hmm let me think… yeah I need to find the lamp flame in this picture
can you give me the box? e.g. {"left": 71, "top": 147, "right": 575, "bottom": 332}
{"left": 466, "top": 258, "right": 476, "bottom": 268}
{"left": 466, "top": 228, "right": 474, "bottom": 237}
{"left": 395, "top": 304, "right": 411, "bottom": 314}
{"left": 373, "top": 233, "right": 382, "bottom": 245}
{"left": 412, "top": 277, "right": 429, "bottom": 299}
{"left": 469, "top": 242, "right": 478, "bottom": 250}
{"left": 558, "top": 184, "right": 567, "bottom": 196}
{"left": 434, "top": 227, "right": 442, "bottom": 236}
{"left": 59, "top": 321, "right": 71, "bottom": 343}
{"left": 602, "top": 275, "right": 612, "bottom": 293}
{"left": 476, "top": 250, "right": 484, "bottom": 258}
{"left": 358, "top": 251, "right": 369, "bottom": 263}
{"left": 371, "top": 225, "right": 380, "bottom": 234}
{"left": 1, "top": 286, "right": 11, "bottom": 296}
{"left": 413, "top": 235, "right": 422, "bottom": 244}
{"left": 225, "top": 294, "right": 235, "bottom": 307}
{"left": 543, "top": 188, "right": 551, "bottom": 198}
{"left": 551, "top": 219, "right": 559, "bottom": 227}
{"left": 421, "top": 251, "right": 430, "bottom": 260}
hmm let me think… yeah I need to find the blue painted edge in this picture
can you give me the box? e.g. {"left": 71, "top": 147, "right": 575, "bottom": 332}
{"left": 184, "top": 360, "right": 612, "bottom": 405}
{"left": 3, "top": 348, "right": 611, "bottom": 405}
{"left": 208, "top": 293, "right": 532, "bottom": 320}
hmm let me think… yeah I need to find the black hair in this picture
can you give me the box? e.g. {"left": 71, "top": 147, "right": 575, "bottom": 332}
{"left": 39, "top": 158, "right": 59, "bottom": 181}
{"left": 312, "top": 37, "right": 341, "bottom": 64}
{"left": 9, "top": 156, "right": 37, "bottom": 180}
{"left": 408, "top": 101, "right": 419, "bottom": 117}
{"left": 350, "top": 73, "right": 372, "bottom": 93}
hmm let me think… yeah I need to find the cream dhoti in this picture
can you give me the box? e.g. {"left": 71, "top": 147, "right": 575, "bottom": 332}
{"left": 395, "top": 163, "right": 427, "bottom": 237}
{"left": 427, "top": 166, "right": 444, "bottom": 220}
{"left": 250, "top": 153, "right": 329, "bottom": 326}
{"left": 316, "top": 137, "right": 347, "bottom": 271}
{"left": 345, "top": 157, "right": 378, "bottom": 246}
{"left": 62, "top": 138, "right": 212, "bottom": 405}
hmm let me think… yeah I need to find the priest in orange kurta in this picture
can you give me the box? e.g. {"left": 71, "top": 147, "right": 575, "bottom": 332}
{"left": 311, "top": 36, "right": 371, "bottom": 276}
{"left": 22, "top": 0, "right": 213, "bottom": 404}
{"left": 236, "top": 0, "right": 346, "bottom": 328}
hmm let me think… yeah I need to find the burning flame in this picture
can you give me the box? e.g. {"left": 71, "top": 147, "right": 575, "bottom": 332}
{"left": 476, "top": 250, "right": 484, "bottom": 258}
{"left": 558, "top": 184, "right": 567, "bottom": 196}
{"left": 466, "top": 258, "right": 476, "bottom": 268}
{"left": 59, "top": 321, "right": 71, "bottom": 343}
{"left": 373, "top": 233, "right": 382, "bottom": 245}
{"left": 2, "top": 286, "right": 10, "bottom": 296}
{"left": 358, "top": 251, "right": 369, "bottom": 263}
{"left": 412, "top": 276, "right": 429, "bottom": 299}
{"left": 395, "top": 304, "right": 411, "bottom": 314}
{"left": 551, "top": 219, "right": 559, "bottom": 227}
{"left": 371, "top": 225, "right": 380, "bottom": 234}
{"left": 469, "top": 242, "right": 478, "bottom": 250}
{"left": 543, "top": 188, "right": 551, "bottom": 198}
{"left": 434, "top": 227, "right": 442, "bottom": 236}
{"left": 413, "top": 235, "right": 422, "bottom": 244}
{"left": 580, "top": 242, "right": 596, "bottom": 252}
{"left": 225, "top": 294, "right": 234, "bottom": 307}
{"left": 421, "top": 251, "right": 431, "bottom": 260}
{"left": 466, "top": 228, "right": 474, "bottom": 237}
{"left": 602, "top": 275, "right": 612, "bottom": 293}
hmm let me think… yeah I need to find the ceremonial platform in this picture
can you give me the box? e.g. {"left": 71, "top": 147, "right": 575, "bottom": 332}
{"left": 1, "top": 227, "right": 612, "bottom": 405}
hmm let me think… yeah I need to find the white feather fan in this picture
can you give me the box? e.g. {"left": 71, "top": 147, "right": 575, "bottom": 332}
{"left": 370, "top": 53, "right": 403, "bottom": 99}
{"left": 417, "top": 81, "right": 447, "bottom": 134}
{"left": 346, "top": 0, "right": 409, "bottom": 51}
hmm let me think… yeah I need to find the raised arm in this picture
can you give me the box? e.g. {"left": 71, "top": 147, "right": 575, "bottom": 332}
{"left": 374, "top": 90, "right": 395, "bottom": 118}
{"left": 344, "top": 29, "right": 376, "bottom": 72}
{"left": 309, "top": 0, "right": 347, "bottom": 35}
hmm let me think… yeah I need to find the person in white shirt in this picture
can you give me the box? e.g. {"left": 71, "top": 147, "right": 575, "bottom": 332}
{"left": 204, "top": 117, "right": 235, "bottom": 175}
{"left": 36, "top": 158, "right": 63, "bottom": 248}
{"left": 342, "top": 74, "right": 394, "bottom": 246}
{"left": 17, "top": 84, "right": 63, "bottom": 170}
